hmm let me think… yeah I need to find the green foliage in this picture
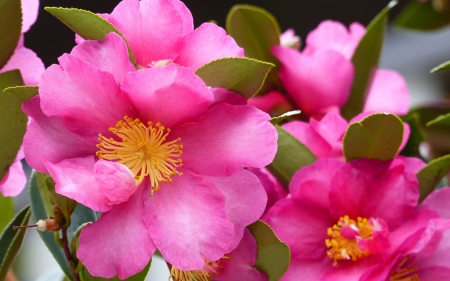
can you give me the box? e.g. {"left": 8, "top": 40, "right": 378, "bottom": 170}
{"left": 45, "top": 7, "right": 137, "bottom": 66}
{"left": 267, "top": 126, "right": 316, "bottom": 190}
{"left": 427, "top": 112, "right": 450, "bottom": 126}
{"left": 80, "top": 260, "right": 151, "bottom": 281}
{"left": 226, "top": 4, "right": 281, "bottom": 88}
{"left": 431, "top": 60, "right": 450, "bottom": 73}
{"left": 0, "top": 195, "right": 14, "bottom": 234}
{"left": 400, "top": 112, "right": 426, "bottom": 157}
{"left": 270, "top": 110, "right": 301, "bottom": 125}
{"left": 341, "top": 1, "right": 397, "bottom": 120}
{"left": 0, "top": 0, "right": 22, "bottom": 68}
{"left": 343, "top": 113, "right": 404, "bottom": 162}
{"left": 195, "top": 57, "right": 274, "bottom": 99}
{"left": 0, "top": 205, "right": 31, "bottom": 280}
{"left": 248, "top": 220, "right": 290, "bottom": 281}
{"left": 395, "top": 0, "right": 450, "bottom": 31}
{"left": 417, "top": 154, "right": 450, "bottom": 202}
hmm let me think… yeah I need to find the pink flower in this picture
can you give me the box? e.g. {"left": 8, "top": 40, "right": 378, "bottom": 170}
{"left": 170, "top": 229, "right": 268, "bottom": 281}
{"left": 263, "top": 156, "right": 432, "bottom": 280}
{"left": 23, "top": 33, "right": 277, "bottom": 279}
{"left": 0, "top": 148, "right": 26, "bottom": 197}
{"left": 79, "top": 0, "right": 243, "bottom": 70}
{"left": 271, "top": 20, "right": 409, "bottom": 118}
{"left": 248, "top": 168, "right": 287, "bottom": 215}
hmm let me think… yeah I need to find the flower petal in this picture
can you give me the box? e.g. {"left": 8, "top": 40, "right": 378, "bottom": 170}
{"left": 282, "top": 121, "right": 332, "bottom": 158}
{"left": 247, "top": 91, "right": 290, "bottom": 114}
{"left": 144, "top": 172, "right": 234, "bottom": 270}
{"left": 420, "top": 187, "right": 450, "bottom": 219}
{"left": 280, "top": 257, "right": 330, "bottom": 281}
{"left": 0, "top": 159, "right": 26, "bottom": 197}
{"left": 176, "top": 103, "right": 277, "bottom": 176}
{"left": 21, "top": 0, "right": 39, "bottom": 33}
{"left": 1, "top": 46, "right": 45, "bottom": 85}
{"left": 210, "top": 88, "right": 247, "bottom": 107}
{"left": 78, "top": 186, "right": 156, "bottom": 279}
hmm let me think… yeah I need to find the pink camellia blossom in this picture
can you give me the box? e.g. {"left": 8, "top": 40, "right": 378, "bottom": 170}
{"left": 169, "top": 229, "right": 268, "bottom": 281}
{"left": 262, "top": 156, "right": 444, "bottom": 280}
{"left": 77, "top": 0, "right": 243, "bottom": 71}
{"left": 0, "top": 148, "right": 26, "bottom": 197}
{"left": 23, "top": 33, "right": 277, "bottom": 279}
{"left": 271, "top": 20, "right": 409, "bottom": 118}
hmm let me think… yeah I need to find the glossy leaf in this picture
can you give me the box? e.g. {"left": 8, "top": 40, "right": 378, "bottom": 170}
{"left": 0, "top": 70, "right": 25, "bottom": 181}
{"left": 226, "top": 4, "right": 281, "bottom": 87}
{"left": 400, "top": 112, "right": 426, "bottom": 157}
{"left": 266, "top": 126, "right": 316, "bottom": 190}
{"left": 395, "top": 0, "right": 450, "bottom": 31}
{"left": 431, "top": 60, "right": 450, "bottom": 73}
{"left": 0, "top": 205, "right": 31, "bottom": 280}
{"left": 270, "top": 110, "right": 301, "bottom": 125}
{"left": 80, "top": 260, "right": 151, "bottom": 281}
{"left": 417, "top": 154, "right": 450, "bottom": 202}
{"left": 341, "top": 1, "right": 397, "bottom": 120}
{"left": 247, "top": 220, "right": 290, "bottom": 281}
{"left": 0, "top": 0, "right": 21, "bottom": 68}
{"left": 343, "top": 113, "right": 404, "bottom": 162}
{"left": 45, "top": 7, "right": 137, "bottom": 66}
{"left": 0, "top": 195, "right": 14, "bottom": 234}
{"left": 196, "top": 57, "right": 274, "bottom": 99}
{"left": 427, "top": 112, "right": 450, "bottom": 127}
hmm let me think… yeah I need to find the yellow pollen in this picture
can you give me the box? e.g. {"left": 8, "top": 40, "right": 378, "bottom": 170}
{"left": 325, "top": 215, "right": 372, "bottom": 266}
{"left": 169, "top": 256, "right": 231, "bottom": 281}
{"left": 96, "top": 116, "right": 183, "bottom": 196}
{"left": 390, "top": 256, "right": 420, "bottom": 281}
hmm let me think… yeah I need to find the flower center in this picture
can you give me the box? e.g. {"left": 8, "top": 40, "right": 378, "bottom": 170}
{"left": 325, "top": 215, "right": 372, "bottom": 266}
{"left": 169, "top": 256, "right": 231, "bottom": 281}
{"left": 96, "top": 116, "right": 183, "bottom": 195}
{"left": 390, "top": 256, "right": 420, "bottom": 281}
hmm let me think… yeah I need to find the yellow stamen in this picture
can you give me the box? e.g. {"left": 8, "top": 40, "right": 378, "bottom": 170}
{"left": 390, "top": 256, "right": 420, "bottom": 281}
{"left": 96, "top": 116, "right": 183, "bottom": 196}
{"left": 169, "top": 256, "right": 231, "bottom": 281}
{"left": 325, "top": 215, "right": 372, "bottom": 266}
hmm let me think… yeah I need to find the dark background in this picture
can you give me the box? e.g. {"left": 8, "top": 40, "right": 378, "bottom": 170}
{"left": 24, "top": 0, "right": 409, "bottom": 67}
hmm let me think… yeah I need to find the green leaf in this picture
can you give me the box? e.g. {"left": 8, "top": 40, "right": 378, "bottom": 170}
{"left": 0, "top": 70, "right": 25, "bottom": 181}
{"left": 431, "top": 60, "right": 450, "bottom": 73}
{"left": 247, "top": 220, "right": 290, "bottom": 281}
{"left": 67, "top": 203, "right": 97, "bottom": 239}
{"left": 226, "top": 4, "right": 281, "bottom": 87}
{"left": 266, "top": 126, "right": 316, "bottom": 190}
{"left": 195, "top": 57, "right": 274, "bottom": 99}
{"left": 417, "top": 154, "right": 450, "bottom": 202}
{"left": 341, "top": 1, "right": 397, "bottom": 120}
{"left": 45, "top": 7, "right": 137, "bottom": 67}
{"left": 4, "top": 85, "right": 39, "bottom": 98}
{"left": 270, "top": 110, "right": 301, "bottom": 125}
{"left": 395, "top": 0, "right": 450, "bottom": 31}
{"left": 80, "top": 260, "right": 151, "bottom": 281}
{"left": 0, "top": 205, "right": 31, "bottom": 280}
{"left": 343, "top": 113, "right": 404, "bottom": 162}
{"left": 29, "top": 171, "right": 73, "bottom": 280}
{"left": 427, "top": 112, "right": 450, "bottom": 126}
{"left": 0, "top": 195, "right": 14, "bottom": 235}
{"left": 400, "top": 112, "right": 426, "bottom": 157}
{"left": 0, "top": 0, "right": 21, "bottom": 69}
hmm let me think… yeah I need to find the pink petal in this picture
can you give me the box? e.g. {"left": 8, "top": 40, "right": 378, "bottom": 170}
{"left": 0, "top": 159, "right": 26, "bottom": 197}
{"left": 39, "top": 54, "right": 133, "bottom": 140}
{"left": 321, "top": 256, "right": 383, "bottom": 281}
{"left": 210, "top": 88, "right": 247, "bottom": 106}
{"left": 264, "top": 198, "right": 333, "bottom": 260}
{"left": 310, "top": 112, "right": 348, "bottom": 147}
{"left": 43, "top": 156, "right": 112, "bottom": 212}
{"left": 272, "top": 46, "right": 354, "bottom": 117}
{"left": 363, "top": 69, "right": 410, "bottom": 116}
{"left": 176, "top": 103, "right": 277, "bottom": 176}
{"left": 144, "top": 172, "right": 234, "bottom": 270}
{"left": 205, "top": 170, "right": 268, "bottom": 252}
{"left": 420, "top": 187, "right": 450, "bottom": 219}
{"left": 70, "top": 33, "right": 136, "bottom": 85}
{"left": 289, "top": 158, "right": 342, "bottom": 209}
{"left": 78, "top": 186, "right": 156, "bottom": 279}
{"left": 282, "top": 121, "right": 332, "bottom": 158}
{"left": 247, "top": 91, "right": 289, "bottom": 114}
{"left": 280, "top": 257, "right": 330, "bottom": 281}
{"left": 22, "top": 96, "right": 96, "bottom": 173}
{"left": 175, "top": 23, "right": 244, "bottom": 70}
{"left": 122, "top": 64, "right": 213, "bottom": 128}
{"left": 106, "top": 0, "right": 193, "bottom": 66}
{"left": 215, "top": 229, "right": 268, "bottom": 281}
{"left": 1, "top": 46, "right": 45, "bottom": 85}
{"left": 94, "top": 160, "right": 138, "bottom": 205}
{"left": 21, "top": 0, "right": 39, "bottom": 33}
{"left": 303, "top": 20, "right": 365, "bottom": 60}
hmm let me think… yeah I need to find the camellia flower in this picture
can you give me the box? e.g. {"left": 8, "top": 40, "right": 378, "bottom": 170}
{"left": 263, "top": 156, "right": 436, "bottom": 280}
{"left": 271, "top": 20, "right": 409, "bottom": 118}
{"left": 23, "top": 33, "right": 277, "bottom": 279}
{"left": 169, "top": 229, "right": 268, "bottom": 281}
{"left": 0, "top": 148, "right": 26, "bottom": 197}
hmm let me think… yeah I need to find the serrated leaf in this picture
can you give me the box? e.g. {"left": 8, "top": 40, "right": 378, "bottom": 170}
{"left": 427, "top": 112, "right": 450, "bottom": 126}
{"left": 0, "top": 205, "right": 31, "bottom": 280}
{"left": 226, "top": 4, "right": 281, "bottom": 87}
{"left": 395, "top": 0, "right": 450, "bottom": 31}
{"left": 400, "top": 112, "right": 426, "bottom": 157}
{"left": 431, "top": 60, "right": 450, "bottom": 73}
{"left": 0, "top": 70, "right": 25, "bottom": 181}
{"left": 80, "top": 259, "right": 151, "bottom": 281}
{"left": 0, "top": 0, "right": 21, "bottom": 68}
{"left": 0, "top": 195, "right": 14, "bottom": 234}
{"left": 343, "top": 113, "right": 404, "bottom": 162}
{"left": 45, "top": 7, "right": 137, "bottom": 66}
{"left": 270, "top": 110, "right": 301, "bottom": 125}
{"left": 247, "top": 220, "right": 290, "bottom": 281}
{"left": 266, "top": 126, "right": 316, "bottom": 190}
{"left": 417, "top": 154, "right": 450, "bottom": 202}
{"left": 341, "top": 1, "right": 397, "bottom": 120}
{"left": 195, "top": 57, "right": 273, "bottom": 99}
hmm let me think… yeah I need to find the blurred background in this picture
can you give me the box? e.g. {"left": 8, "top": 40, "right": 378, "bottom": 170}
{"left": 12, "top": 0, "right": 450, "bottom": 280}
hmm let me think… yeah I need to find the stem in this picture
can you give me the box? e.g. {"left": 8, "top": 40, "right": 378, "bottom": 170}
{"left": 61, "top": 227, "right": 80, "bottom": 281}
